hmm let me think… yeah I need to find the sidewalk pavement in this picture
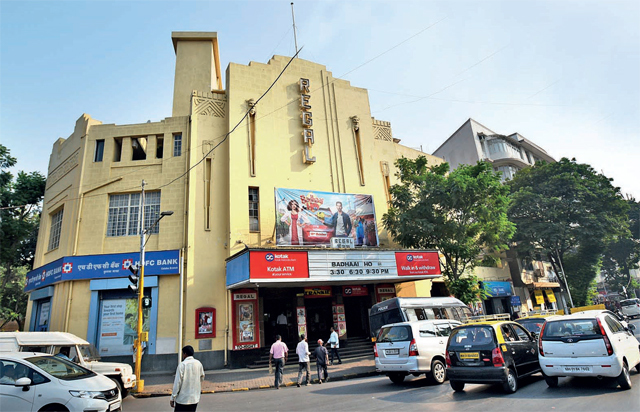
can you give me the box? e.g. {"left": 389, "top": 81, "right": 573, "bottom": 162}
{"left": 134, "top": 356, "right": 377, "bottom": 397}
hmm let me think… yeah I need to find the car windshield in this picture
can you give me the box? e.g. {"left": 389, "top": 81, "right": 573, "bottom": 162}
{"left": 370, "top": 309, "right": 404, "bottom": 337}
{"left": 26, "top": 356, "right": 95, "bottom": 381}
{"left": 78, "top": 344, "right": 100, "bottom": 361}
{"left": 449, "top": 326, "right": 495, "bottom": 346}
{"left": 517, "top": 318, "right": 545, "bottom": 333}
{"left": 543, "top": 319, "right": 601, "bottom": 338}
{"left": 377, "top": 325, "right": 412, "bottom": 342}
{"left": 620, "top": 300, "right": 636, "bottom": 307}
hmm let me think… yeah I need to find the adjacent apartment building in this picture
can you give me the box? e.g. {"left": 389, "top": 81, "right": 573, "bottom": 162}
{"left": 25, "top": 32, "right": 448, "bottom": 371}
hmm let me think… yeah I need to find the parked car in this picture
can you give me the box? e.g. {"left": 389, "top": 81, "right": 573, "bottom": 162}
{"left": 620, "top": 298, "right": 640, "bottom": 319}
{"left": 516, "top": 310, "right": 558, "bottom": 336}
{"left": 0, "top": 352, "right": 121, "bottom": 412}
{"left": 0, "top": 332, "right": 135, "bottom": 398}
{"left": 446, "top": 318, "right": 541, "bottom": 393}
{"left": 375, "top": 319, "right": 462, "bottom": 384}
{"left": 538, "top": 310, "right": 640, "bottom": 389}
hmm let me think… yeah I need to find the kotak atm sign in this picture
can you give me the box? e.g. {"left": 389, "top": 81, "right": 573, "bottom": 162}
{"left": 395, "top": 252, "right": 441, "bottom": 276}
{"left": 250, "top": 251, "right": 309, "bottom": 279}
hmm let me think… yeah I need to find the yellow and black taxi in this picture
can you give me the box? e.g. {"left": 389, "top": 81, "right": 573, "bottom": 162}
{"left": 516, "top": 310, "right": 558, "bottom": 336}
{"left": 445, "top": 316, "right": 541, "bottom": 393}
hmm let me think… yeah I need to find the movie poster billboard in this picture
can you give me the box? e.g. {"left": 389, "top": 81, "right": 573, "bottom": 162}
{"left": 275, "top": 188, "right": 379, "bottom": 247}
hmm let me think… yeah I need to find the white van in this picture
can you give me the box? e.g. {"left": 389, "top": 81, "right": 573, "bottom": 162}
{"left": 0, "top": 332, "right": 135, "bottom": 398}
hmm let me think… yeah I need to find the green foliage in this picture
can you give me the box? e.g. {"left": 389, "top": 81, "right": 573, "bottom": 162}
{"left": 508, "top": 158, "right": 629, "bottom": 307}
{"left": 382, "top": 157, "right": 515, "bottom": 304}
{"left": 446, "top": 275, "right": 488, "bottom": 305}
{"left": 585, "top": 279, "right": 599, "bottom": 305}
{"left": 600, "top": 199, "right": 640, "bottom": 298}
{"left": 0, "top": 144, "right": 46, "bottom": 330}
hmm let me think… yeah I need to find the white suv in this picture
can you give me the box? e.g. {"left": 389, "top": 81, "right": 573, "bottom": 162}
{"left": 374, "top": 319, "right": 461, "bottom": 384}
{"left": 0, "top": 352, "right": 122, "bottom": 412}
{"left": 620, "top": 298, "right": 640, "bottom": 319}
{"left": 538, "top": 310, "right": 640, "bottom": 389}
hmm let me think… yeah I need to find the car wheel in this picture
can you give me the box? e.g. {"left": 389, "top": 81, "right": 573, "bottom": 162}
{"left": 389, "top": 373, "right": 405, "bottom": 384}
{"left": 617, "top": 362, "right": 632, "bottom": 390}
{"left": 39, "top": 404, "right": 70, "bottom": 412}
{"left": 450, "top": 380, "right": 465, "bottom": 392}
{"left": 543, "top": 374, "right": 559, "bottom": 388}
{"left": 429, "top": 359, "right": 446, "bottom": 384}
{"left": 502, "top": 368, "right": 518, "bottom": 393}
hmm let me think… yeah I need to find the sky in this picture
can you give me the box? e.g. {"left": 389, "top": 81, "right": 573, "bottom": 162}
{"left": 1, "top": 0, "right": 639, "bottom": 199}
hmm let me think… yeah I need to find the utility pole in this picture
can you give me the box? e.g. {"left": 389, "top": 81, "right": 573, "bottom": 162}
{"left": 291, "top": 2, "right": 299, "bottom": 56}
{"left": 134, "top": 180, "right": 146, "bottom": 392}
{"left": 556, "top": 249, "right": 574, "bottom": 309}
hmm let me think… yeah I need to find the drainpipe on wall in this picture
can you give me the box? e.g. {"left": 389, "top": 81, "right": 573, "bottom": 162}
{"left": 178, "top": 251, "right": 185, "bottom": 366}
{"left": 225, "top": 288, "right": 229, "bottom": 367}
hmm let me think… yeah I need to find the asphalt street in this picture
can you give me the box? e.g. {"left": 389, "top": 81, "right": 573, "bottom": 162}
{"left": 124, "top": 317, "right": 640, "bottom": 412}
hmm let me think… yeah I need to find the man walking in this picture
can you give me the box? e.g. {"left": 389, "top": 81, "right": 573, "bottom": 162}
{"left": 269, "top": 334, "right": 288, "bottom": 389}
{"left": 326, "top": 327, "right": 342, "bottom": 365}
{"left": 313, "top": 339, "right": 329, "bottom": 383}
{"left": 296, "top": 334, "right": 311, "bottom": 387}
{"left": 170, "top": 345, "right": 204, "bottom": 411}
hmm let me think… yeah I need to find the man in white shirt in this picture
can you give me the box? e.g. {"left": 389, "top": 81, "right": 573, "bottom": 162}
{"left": 326, "top": 327, "right": 342, "bottom": 365}
{"left": 296, "top": 334, "right": 311, "bottom": 387}
{"left": 170, "top": 346, "right": 205, "bottom": 411}
{"left": 276, "top": 312, "right": 288, "bottom": 341}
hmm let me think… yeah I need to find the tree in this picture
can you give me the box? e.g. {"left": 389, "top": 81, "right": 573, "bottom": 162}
{"left": 600, "top": 199, "right": 640, "bottom": 298}
{"left": 0, "top": 144, "right": 46, "bottom": 330}
{"left": 382, "top": 157, "right": 515, "bottom": 304}
{"left": 508, "top": 158, "right": 629, "bottom": 306}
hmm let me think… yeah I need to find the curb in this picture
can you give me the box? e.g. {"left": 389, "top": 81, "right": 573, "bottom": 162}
{"left": 132, "top": 370, "right": 378, "bottom": 398}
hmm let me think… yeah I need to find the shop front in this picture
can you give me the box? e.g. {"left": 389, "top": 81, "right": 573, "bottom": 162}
{"left": 225, "top": 248, "right": 441, "bottom": 364}
{"left": 481, "top": 281, "right": 515, "bottom": 317}
{"left": 530, "top": 281, "right": 561, "bottom": 311}
{"left": 25, "top": 250, "right": 180, "bottom": 361}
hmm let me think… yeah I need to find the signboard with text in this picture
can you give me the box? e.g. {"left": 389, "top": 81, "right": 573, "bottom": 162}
{"left": 249, "top": 251, "right": 309, "bottom": 279}
{"left": 342, "top": 285, "right": 369, "bottom": 297}
{"left": 395, "top": 252, "right": 441, "bottom": 276}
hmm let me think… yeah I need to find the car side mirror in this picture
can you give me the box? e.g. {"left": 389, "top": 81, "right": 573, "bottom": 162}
{"left": 530, "top": 332, "right": 537, "bottom": 340}
{"left": 628, "top": 324, "right": 636, "bottom": 332}
{"left": 14, "top": 377, "right": 31, "bottom": 391}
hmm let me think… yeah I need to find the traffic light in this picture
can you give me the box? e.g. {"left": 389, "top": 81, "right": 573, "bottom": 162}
{"left": 128, "top": 264, "right": 139, "bottom": 292}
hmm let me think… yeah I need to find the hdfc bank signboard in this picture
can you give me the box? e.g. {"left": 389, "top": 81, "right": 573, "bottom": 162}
{"left": 395, "top": 252, "right": 441, "bottom": 276}
{"left": 250, "top": 251, "right": 309, "bottom": 279}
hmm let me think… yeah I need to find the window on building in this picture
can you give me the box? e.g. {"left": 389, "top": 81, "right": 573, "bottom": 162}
{"left": 156, "top": 136, "right": 164, "bottom": 159}
{"left": 113, "top": 138, "right": 122, "bottom": 162}
{"left": 131, "top": 137, "right": 147, "bottom": 161}
{"left": 494, "top": 165, "right": 519, "bottom": 181}
{"left": 249, "top": 187, "right": 259, "bottom": 232}
{"left": 94, "top": 140, "right": 105, "bottom": 162}
{"left": 107, "top": 192, "right": 161, "bottom": 237}
{"left": 174, "top": 134, "right": 182, "bottom": 157}
{"left": 48, "top": 208, "right": 64, "bottom": 251}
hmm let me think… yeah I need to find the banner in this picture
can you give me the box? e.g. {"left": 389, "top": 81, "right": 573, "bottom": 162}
{"left": 395, "top": 252, "right": 441, "bottom": 276}
{"left": 249, "top": 251, "right": 309, "bottom": 279}
{"left": 275, "top": 188, "right": 378, "bottom": 247}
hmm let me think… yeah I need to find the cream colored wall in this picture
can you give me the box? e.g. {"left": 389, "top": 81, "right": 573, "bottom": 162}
{"left": 157, "top": 276, "right": 180, "bottom": 348}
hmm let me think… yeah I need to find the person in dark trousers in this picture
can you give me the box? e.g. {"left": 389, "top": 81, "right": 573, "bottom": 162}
{"left": 313, "top": 339, "right": 329, "bottom": 383}
{"left": 269, "top": 335, "right": 288, "bottom": 389}
{"left": 170, "top": 346, "right": 205, "bottom": 411}
{"left": 326, "top": 327, "right": 342, "bottom": 365}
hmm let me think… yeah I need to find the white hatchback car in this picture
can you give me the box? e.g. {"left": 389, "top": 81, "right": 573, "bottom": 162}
{"left": 538, "top": 311, "right": 640, "bottom": 389}
{"left": 620, "top": 298, "right": 640, "bottom": 319}
{"left": 375, "top": 319, "right": 461, "bottom": 384}
{"left": 0, "top": 352, "right": 122, "bottom": 412}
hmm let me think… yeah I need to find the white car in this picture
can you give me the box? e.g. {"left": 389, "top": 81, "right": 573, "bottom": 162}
{"left": 538, "top": 310, "right": 640, "bottom": 389}
{"left": 0, "top": 352, "right": 122, "bottom": 412}
{"left": 620, "top": 298, "right": 640, "bottom": 319}
{"left": 374, "top": 319, "right": 461, "bottom": 384}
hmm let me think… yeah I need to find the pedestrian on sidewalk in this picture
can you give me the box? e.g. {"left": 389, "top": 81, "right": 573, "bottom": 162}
{"left": 296, "top": 334, "right": 311, "bottom": 387}
{"left": 269, "top": 334, "right": 288, "bottom": 389}
{"left": 170, "top": 345, "right": 204, "bottom": 412}
{"left": 313, "top": 339, "right": 329, "bottom": 383}
{"left": 326, "top": 327, "right": 342, "bottom": 365}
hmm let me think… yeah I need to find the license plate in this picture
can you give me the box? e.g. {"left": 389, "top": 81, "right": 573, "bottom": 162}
{"left": 385, "top": 349, "right": 400, "bottom": 355}
{"left": 459, "top": 352, "right": 479, "bottom": 360}
{"left": 110, "top": 401, "right": 121, "bottom": 411}
{"left": 563, "top": 366, "right": 592, "bottom": 373}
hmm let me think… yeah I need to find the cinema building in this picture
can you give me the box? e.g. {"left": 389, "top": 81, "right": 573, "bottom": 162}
{"left": 25, "top": 32, "right": 447, "bottom": 371}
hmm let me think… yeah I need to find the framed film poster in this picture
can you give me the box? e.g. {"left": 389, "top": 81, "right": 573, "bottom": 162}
{"left": 232, "top": 289, "right": 260, "bottom": 350}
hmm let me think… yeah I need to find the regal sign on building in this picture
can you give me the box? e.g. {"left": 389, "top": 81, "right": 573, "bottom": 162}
{"left": 299, "top": 78, "right": 316, "bottom": 163}
{"left": 275, "top": 188, "right": 379, "bottom": 247}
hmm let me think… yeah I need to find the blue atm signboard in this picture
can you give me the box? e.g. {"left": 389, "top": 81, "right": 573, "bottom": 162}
{"left": 25, "top": 250, "right": 180, "bottom": 292}
{"left": 482, "top": 281, "right": 513, "bottom": 297}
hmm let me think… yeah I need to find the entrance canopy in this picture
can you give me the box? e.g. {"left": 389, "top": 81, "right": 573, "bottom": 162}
{"left": 225, "top": 248, "right": 442, "bottom": 289}
{"left": 25, "top": 250, "right": 180, "bottom": 292}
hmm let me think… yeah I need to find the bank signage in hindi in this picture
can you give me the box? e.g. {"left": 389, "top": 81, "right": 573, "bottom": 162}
{"left": 249, "top": 251, "right": 309, "bottom": 279}
{"left": 395, "top": 252, "right": 441, "bottom": 276}
{"left": 25, "top": 250, "right": 180, "bottom": 292}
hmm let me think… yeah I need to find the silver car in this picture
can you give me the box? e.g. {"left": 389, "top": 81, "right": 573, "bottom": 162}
{"left": 374, "top": 319, "right": 461, "bottom": 384}
{"left": 620, "top": 298, "right": 640, "bottom": 319}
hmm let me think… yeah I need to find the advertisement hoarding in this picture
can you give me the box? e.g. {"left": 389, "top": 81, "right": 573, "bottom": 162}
{"left": 275, "top": 188, "right": 379, "bottom": 247}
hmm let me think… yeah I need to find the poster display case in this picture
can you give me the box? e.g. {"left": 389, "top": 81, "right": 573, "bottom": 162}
{"left": 232, "top": 289, "right": 260, "bottom": 350}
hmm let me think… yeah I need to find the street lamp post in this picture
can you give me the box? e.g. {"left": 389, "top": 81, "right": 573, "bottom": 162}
{"left": 133, "top": 180, "right": 173, "bottom": 392}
